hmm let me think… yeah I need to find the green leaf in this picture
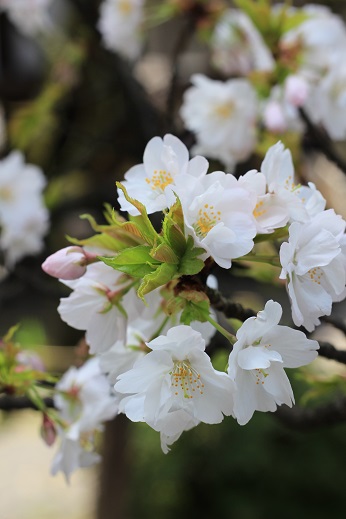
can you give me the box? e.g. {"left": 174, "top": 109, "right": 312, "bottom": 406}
{"left": 138, "top": 263, "right": 177, "bottom": 300}
{"left": 180, "top": 300, "right": 210, "bottom": 325}
{"left": 178, "top": 236, "right": 205, "bottom": 275}
{"left": 150, "top": 242, "right": 179, "bottom": 264}
{"left": 116, "top": 183, "right": 161, "bottom": 246}
{"left": 162, "top": 197, "right": 187, "bottom": 257}
{"left": 100, "top": 245, "right": 159, "bottom": 278}
{"left": 3, "top": 324, "right": 20, "bottom": 343}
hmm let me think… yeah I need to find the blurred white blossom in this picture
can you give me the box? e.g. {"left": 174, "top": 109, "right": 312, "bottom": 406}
{"left": 98, "top": 0, "right": 144, "bottom": 60}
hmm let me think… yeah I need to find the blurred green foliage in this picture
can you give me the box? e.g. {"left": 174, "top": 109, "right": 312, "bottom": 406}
{"left": 129, "top": 409, "right": 346, "bottom": 519}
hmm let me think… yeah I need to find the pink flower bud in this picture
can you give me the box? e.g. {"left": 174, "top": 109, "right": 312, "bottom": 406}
{"left": 42, "top": 246, "right": 87, "bottom": 280}
{"left": 263, "top": 101, "right": 287, "bottom": 133}
{"left": 284, "top": 75, "right": 309, "bottom": 107}
{"left": 41, "top": 414, "right": 57, "bottom": 447}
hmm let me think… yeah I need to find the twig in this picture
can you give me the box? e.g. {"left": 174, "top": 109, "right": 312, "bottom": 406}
{"left": 205, "top": 286, "right": 256, "bottom": 321}
{"left": 165, "top": 16, "right": 196, "bottom": 131}
{"left": 300, "top": 108, "right": 346, "bottom": 175}
{"left": 317, "top": 341, "right": 346, "bottom": 365}
{"left": 321, "top": 315, "right": 346, "bottom": 336}
{"left": 275, "top": 397, "right": 346, "bottom": 429}
{"left": 0, "top": 395, "right": 54, "bottom": 411}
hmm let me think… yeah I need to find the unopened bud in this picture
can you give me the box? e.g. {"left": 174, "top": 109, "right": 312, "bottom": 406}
{"left": 284, "top": 75, "right": 309, "bottom": 107}
{"left": 42, "top": 246, "right": 88, "bottom": 280}
{"left": 41, "top": 414, "right": 57, "bottom": 447}
{"left": 263, "top": 101, "right": 287, "bottom": 133}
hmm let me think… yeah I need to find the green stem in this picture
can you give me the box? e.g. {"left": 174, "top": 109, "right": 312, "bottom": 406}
{"left": 150, "top": 315, "right": 170, "bottom": 341}
{"left": 236, "top": 254, "right": 281, "bottom": 267}
{"left": 204, "top": 314, "right": 236, "bottom": 345}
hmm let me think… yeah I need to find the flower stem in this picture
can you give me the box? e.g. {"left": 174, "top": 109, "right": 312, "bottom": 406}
{"left": 204, "top": 314, "right": 236, "bottom": 345}
{"left": 236, "top": 254, "right": 281, "bottom": 267}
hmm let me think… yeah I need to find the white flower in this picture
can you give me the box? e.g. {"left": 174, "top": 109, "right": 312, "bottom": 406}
{"left": 238, "top": 169, "right": 288, "bottom": 234}
{"left": 51, "top": 436, "right": 101, "bottom": 483}
{"left": 0, "top": 0, "right": 53, "bottom": 36}
{"left": 260, "top": 141, "right": 325, "bottom": 223}
{"left": 211, "top": 9, "right": 274, "bottom": 76}
{"left": 98, "top": 0, "right": 144, "bottom": 60}
{"left": 279, "top": 210, "right": 346, "bottom": 331}
{"left": 55, "top": 357, "right": 118, "bottom": 435}
{"left": 228, "top": 300, "right": 319, "bottom": 425}
{"left": 0, "top": 151, "right": 49, "bottom": 267}
{"left": 52, "top": 357, "right": 118, "bottom": 481}
{"left": 180, "top": 74, "right": 258, "bottom": 170}
{"left": 178, "top": 171, "right": 257, "bottom": 268}
{"left": 100, "top": 284, "right": 217, "bottom": 384}
{"left": 152, "top": 409, "right": 199, "bottom": 454}
{"left": 117, "top": 133, "right": 208, "bottom": 215}
{"left": 115, "top": 325, "right": 234, "bottom": 428}
{"left": 280, "top": 5, "right": 346, "bottom": 75}
{"left": 305, "top": 64, "right": 346, "bottom": 140}
{"left": 58, "top": 262, "right": 139, "bottom": 354}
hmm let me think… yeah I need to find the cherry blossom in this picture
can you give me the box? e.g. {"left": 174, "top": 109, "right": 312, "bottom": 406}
{"left": 279, "top": 210, "right": 346, "bottom": 331}
{"left": 180, "top": 74, "right": 258, "bottom": 169}
{"left": 52, "top": 357, "right": 118, "bottom": 481}
{"left": 211, "top": 9, "right": 274, "bottom": 76}
{"left": 117, "top": 133, "right": 208, "bottom": 215}
{"left": 115, "top": 325, "right": 235, "bottom": 429}
{"left": 98, "top": 0, "right": 144, "bottom": 60}
{"left": 228, "top": 300, "right": 319, "bottom": 425}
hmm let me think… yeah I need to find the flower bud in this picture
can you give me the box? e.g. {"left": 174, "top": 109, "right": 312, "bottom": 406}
{"left": 284, "top": 75, "right": 309, "bottom": 107}
{"left": 42, "top": 246, "right": 88, "bottom": 280}
{"left": 263, "top": 101, "right": 287, "bottom": 133}
{"left": 41, "top": 414, "right": 57, "bottom": 447}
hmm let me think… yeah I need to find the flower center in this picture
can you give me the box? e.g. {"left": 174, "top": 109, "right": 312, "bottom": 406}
{"left": 171, "top": 360, "right": 204, "bottom": 399}
{"left": 0, "top": 187, "right": 14, "bottom": 201}
{"left": 118, "top": 0, "right": 133, "bottom": 15}
{"left": 254, "top": 368, "right": 268, "bottom": 385}
{"left": 307, "top": 267, "right": 323, "bottom": 285}
{"left": 214, "top": 101, "right": 234, "bottom": 119}
{"left": 193, "top": 204, "right": 221, "bottom": 238}
{"left": 145, "top": 170, "right": 174, "bottom": 193}
{"left": 253, "top": 200, "right": 266, "bottom": 218}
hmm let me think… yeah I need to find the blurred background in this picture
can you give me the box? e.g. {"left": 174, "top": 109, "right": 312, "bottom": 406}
{"left": 1, "top": 1, "right": 346, "bottom": 518}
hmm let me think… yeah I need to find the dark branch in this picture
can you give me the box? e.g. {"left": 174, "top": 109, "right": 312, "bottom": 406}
{"left": 317, "top": 341, "right": 346, "bottom": 364}
{"left": 321, "top": 315, "right": 346, "bottom": 336}
{"left": 300, "top": 108, "right": 346, "bottom": 175}
{"left": 0, "top": 395, "right": 54, "bottom": 411}
{"left": 205, "top": 286, "right": 256, "bottom": 321}
{"left": 275, "top": 397, "right": 346, "bottom": 429}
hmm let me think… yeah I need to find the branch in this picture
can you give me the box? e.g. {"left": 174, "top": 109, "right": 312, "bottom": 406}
{"left": 275, "top": 397, "right": 346, "bottom": 429}
{"left": 205, "top": 286, "right": 256, "bottom": 321}
{"left": 317, "top": 341, "right": 346, "bottom": 364}
{"left": 0, "top": 395, "right": 54, "bottom": 411}
{"left": 300, "top": 108, "right": 346, "bottom": 175}
{"left": 321, "top": 315, "right": 346, "bottom": 336}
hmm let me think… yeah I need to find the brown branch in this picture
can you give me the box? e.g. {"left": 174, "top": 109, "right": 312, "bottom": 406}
{"left": 275, "top": 397, "right": 346, "bottom": 429}
{"left": 317, "top": 341, "right": 346, "bottom": 364}
{"left": 0, "top": 395, "right": 54, "bottom": 411}
{"left": 205, "top": 286, "right": 256, "bottom": 321}
{"left": 321, "top": 315, "right": 346, "bottom": 336}
{"left": 300, "top": 107, "right": 346, "bottom": 175}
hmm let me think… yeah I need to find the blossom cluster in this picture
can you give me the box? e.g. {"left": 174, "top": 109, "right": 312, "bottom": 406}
{"left": 41, "top": 132, "right": 346, "bottom": 479}
{"left": 0, "top": 151, "right": 49, "bottom": 269}
{"left": 180, "top": 3, "right": 346, "bottom": 169}
{"left": 0, "top": 0, "right": 53, "bottom": 36}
